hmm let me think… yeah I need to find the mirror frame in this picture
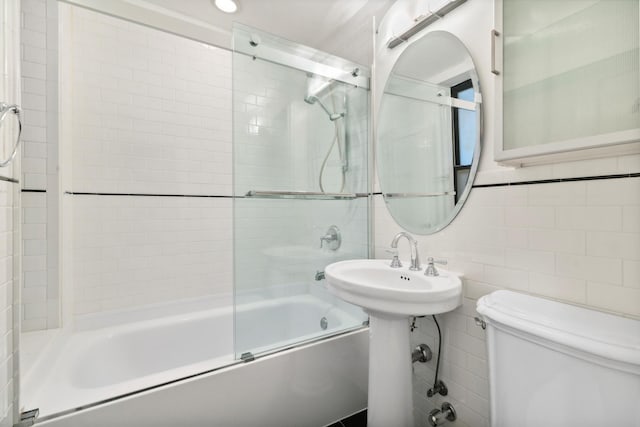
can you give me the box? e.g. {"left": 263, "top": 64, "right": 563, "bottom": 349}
{"left": 376, "top": 30, "right": 483, "bottom": 235}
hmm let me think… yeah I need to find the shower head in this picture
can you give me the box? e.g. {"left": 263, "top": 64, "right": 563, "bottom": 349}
{"left": 304, "top": 95, "right": 344, "bottom": 121}
{"left": 304, "top": 95, "right": 318, "bottom": 105}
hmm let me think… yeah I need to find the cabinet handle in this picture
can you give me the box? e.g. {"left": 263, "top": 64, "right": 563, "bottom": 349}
{"left": 491, "top": 29, "right": 500, "bottom": 76}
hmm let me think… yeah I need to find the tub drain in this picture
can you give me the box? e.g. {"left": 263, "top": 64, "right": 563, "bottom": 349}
{"left": 320, "top": 317, "right": 328, "bottom": 330}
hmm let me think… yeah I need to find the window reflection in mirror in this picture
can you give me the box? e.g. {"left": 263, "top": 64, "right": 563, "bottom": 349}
{"left": 452, "top": 80, "right": 474, "bottom": 203}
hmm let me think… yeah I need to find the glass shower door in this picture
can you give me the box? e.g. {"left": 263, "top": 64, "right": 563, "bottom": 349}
{"left": 232, "top": 24, "right": 369, "bottom": 358}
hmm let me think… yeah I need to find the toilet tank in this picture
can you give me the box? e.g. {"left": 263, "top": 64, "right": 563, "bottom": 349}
{"left": 477, "top": 290, "right": 640, "bottom": 427}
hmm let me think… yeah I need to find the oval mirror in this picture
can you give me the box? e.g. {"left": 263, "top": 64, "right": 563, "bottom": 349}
{"left": 377, "top": 31, "right": 481, "bottom": 234}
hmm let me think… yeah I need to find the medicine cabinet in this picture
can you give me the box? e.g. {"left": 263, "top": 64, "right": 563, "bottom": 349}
{"left": 493, "top": 0, "right": 640, "bottom": 165}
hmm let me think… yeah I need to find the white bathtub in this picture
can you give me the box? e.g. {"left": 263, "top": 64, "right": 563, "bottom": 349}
{"left": 22, "top": 293, "right": 368, "bottom": 426}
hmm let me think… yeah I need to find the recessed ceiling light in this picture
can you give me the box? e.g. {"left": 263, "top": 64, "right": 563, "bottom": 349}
{"left": 214, "top": 0, "right": 238, "bottom": 13}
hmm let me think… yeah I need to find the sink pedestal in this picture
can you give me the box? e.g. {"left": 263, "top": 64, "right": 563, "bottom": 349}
{"left": 324, "top": 259, "right": 463, "bottom": 427}
{"left": 367, "top": 311, "right": 413, "bottom": 427}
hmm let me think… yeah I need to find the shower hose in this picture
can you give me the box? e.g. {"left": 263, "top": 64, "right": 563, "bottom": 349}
{"left": 318, "top": 93, "right": 345, "bottom": 193}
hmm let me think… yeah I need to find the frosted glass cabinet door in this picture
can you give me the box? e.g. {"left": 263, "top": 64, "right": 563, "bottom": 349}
{"left": 494, "top": 0, "right": 640, "bottom": 164}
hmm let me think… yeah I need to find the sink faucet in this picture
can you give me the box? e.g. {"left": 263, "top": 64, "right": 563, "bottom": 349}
{"left": 390, "top": 232, "right": 421, "bottom": 271}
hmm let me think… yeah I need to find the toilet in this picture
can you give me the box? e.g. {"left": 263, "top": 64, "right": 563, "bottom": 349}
{"left": 476, "top": 290, "right": 640, "bottom": 427}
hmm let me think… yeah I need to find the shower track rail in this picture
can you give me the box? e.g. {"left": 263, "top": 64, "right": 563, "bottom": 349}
{"left": 244, "top": 190, "right": 363, "bottom": 200}
{"left": 384, "top": 191, "right": 456, "bottom": 198}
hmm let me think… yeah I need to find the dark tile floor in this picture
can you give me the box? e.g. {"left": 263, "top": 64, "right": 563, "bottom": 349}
{"left": 327, "top": 410, "right": 367, "bottom": 427}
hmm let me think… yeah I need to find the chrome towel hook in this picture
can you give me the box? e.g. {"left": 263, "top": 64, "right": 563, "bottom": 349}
{"left": 0, "top": 102, "right": 22, "bottom": 168}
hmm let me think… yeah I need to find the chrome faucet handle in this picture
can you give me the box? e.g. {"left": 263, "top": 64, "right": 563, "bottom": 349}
{"left": 425, "top": 257, "right": 447, "bottom": 276}
{"left": 385, "top": 249, "right": 402, "bottom": 268}
{"left": 319, "top": 225, "right": 341, "bottom": 251}
{"left": 409, "top": 242, "right": 421, "bottom": 271}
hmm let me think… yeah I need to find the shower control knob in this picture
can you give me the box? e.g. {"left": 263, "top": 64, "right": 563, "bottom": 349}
{"left": 319, "top": 225, "right": 341, "bottom": 251}
{"left": 411, "top": 344, "right": 432, "bottom": 363}
{"left": 428, "top": 402, "right": 457, "bottom": 426}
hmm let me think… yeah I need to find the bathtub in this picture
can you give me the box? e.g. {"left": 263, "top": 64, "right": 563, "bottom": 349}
{"left": 22, "top": 293, "right": 369, "bottom": 426}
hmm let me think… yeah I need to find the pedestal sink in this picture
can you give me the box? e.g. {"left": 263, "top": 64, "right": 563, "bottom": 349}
{"left": 324, "top": 259, "right": 462, "bottom": 427}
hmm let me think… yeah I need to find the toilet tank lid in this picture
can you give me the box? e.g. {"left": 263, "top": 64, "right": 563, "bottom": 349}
{"left": 477, "top": 290, "right": 640, "bottom": 367}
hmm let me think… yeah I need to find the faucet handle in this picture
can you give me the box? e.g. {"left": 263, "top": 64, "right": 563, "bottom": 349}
{"left": 320, "top": 225, "right": 341, "bottom": 251}
{"left": 385, "top": 249, "right": 402, "bottom": 268}
{"left": 409, "top": 241, "right": 421, "bottom": 271}
{"left": 425, "top": 257, "right": 447, "bottom": 276}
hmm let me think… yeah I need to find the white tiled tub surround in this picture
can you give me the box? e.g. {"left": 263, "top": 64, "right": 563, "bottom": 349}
{"left": 59, "top": 4, "right": 233, "bottom": 315}
{"left": 232, "top": 33, "right": 370, "bottom": 300}
{"left": 19, "top": 6, "right": 372, "bottom": 425}
{"left": 20, "top": 0, "right": 60, "bottom": 332}
{"left": 65, "top": 5, "right": 232, "bottom": 196}
{"left": 233, "top": 49, "right": 369, "bottom": 198}
{"left": 71, "top": 196, "right": 232, "bottom": 314}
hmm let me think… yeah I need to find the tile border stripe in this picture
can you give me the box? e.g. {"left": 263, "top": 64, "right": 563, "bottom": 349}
{"left": 472, "top": 172, "right": 640, "bottom": 189}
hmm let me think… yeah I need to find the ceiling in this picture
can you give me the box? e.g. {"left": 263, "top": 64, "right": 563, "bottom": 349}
{"left": 140, "top": 0, "right": 396, "bottom": 66}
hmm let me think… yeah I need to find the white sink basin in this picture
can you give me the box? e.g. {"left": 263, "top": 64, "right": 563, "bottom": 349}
{"left": 324, "top": 258, "right": 462, "bottom": 316}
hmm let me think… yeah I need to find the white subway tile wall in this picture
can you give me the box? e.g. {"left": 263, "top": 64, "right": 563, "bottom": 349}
{"left": 1, "top": 0, "right": 21, "bottom": 421}
{"left": 20, "top": 0, "right": 48, "bottom": 190}
{"left": 232, "top": 49, "right": 370, "bottom": 298}
{"left": 71, "top": 196, "right": 232, "bottom": 314}
{"left": 67, "top": 6, "right": 232, "bottom": 196}
{"left": 20, "top": 0, "right": 59, "bottom": 332}
{"left": 374, "top": 176, "right": 640, "bottom": 427}
{"left": 233, "top": 53, "right": 369, "bottom": 196}
{"left": 0, "top": 182, "right": 17, "bottom": 427}
{"left": 62, "top": 6, "right": 233, "bottom": 315}
{"left": 233, "top": 54, "right": 307, "bottom": 194}
{"left": 234, "top": 198, "right": 369, "bottom": 298}
{"left": 21, "top": 192, "right": 47, "bottom": 330}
